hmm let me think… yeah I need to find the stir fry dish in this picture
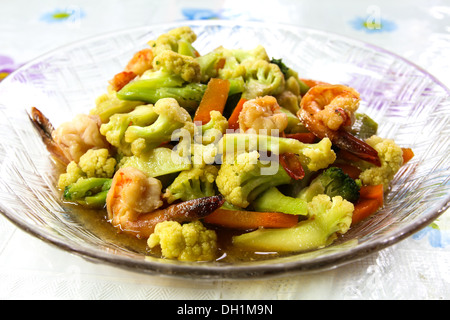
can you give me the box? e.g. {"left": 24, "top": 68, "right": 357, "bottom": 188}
{"left": 30, "top": 27, "right": 414, "bottom": 262}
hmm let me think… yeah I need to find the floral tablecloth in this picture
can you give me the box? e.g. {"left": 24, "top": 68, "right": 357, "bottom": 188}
{"left": 0, "top": 0, "right": 449, "bottom": 300}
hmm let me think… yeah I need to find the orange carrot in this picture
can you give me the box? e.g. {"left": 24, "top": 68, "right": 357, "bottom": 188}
{"left": 402, "top": 148, "right": 414, "bottom": 164}
{"left": 194, "top": 78, "right": 230, "bottom": 125}
{"left": 359, "top": 184, "right": 384, "bottom": 206}
{"left": 203, "top": 208, "right": 298, "bottom": 230}
{"left": 352, "top": 184, "right": 384, "bottom": 225}
{"left": 285, "top": 132, "right": 317, "bottom": 144}
{"left": 352, "top": 199, "right": 381, "bottom": 225}
{"left": 228, "top": 97, "right": 247, "bottom": 130}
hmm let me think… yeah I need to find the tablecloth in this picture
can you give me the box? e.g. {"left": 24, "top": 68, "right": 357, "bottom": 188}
{"left": 0, "top": 0, "right": 449, "bottom": 300}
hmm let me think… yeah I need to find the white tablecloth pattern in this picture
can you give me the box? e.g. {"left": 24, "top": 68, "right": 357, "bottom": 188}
{"left": 0, "top": 0, "right": 449, "bottom": 299}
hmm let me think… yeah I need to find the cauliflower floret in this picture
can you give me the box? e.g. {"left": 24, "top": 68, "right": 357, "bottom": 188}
{"left": 300, "top": 137, "right": 336, "bottom": 171}
{"left": 164, "top": 165, "right": 218, "bottom": 204}
{"left": 238, "top": 96, "right": 288, "bottom": 135}
{"left": 124, "top": 98, "right": 195, "bottom": 156}
{"left": 78, "top": 148, "right": 117, "bottom": 179}
{"left": 148, "top": 220, "right": 217, "bottom": 262}
{"left": 358, "top": 135, "right": 404, "bottom": 190}
{"left": 240, "top": 59, "right": 285, "bottom": 99}
{"left": 57, "top": 161, "right": 85, "bottom": 190}
{"left": 148, "top": 26, "right": 198, "bottom": 57}
{"left": 216, "top": 151, "right": 291, "bottom": 208}
{"left": 152, "top": 50, "right": 201, "bottom": 83}
{"left": 52, "top": 114, "right": 110, "bottom": 162}
{"left": 199, "top": 110, "right": 229, "bottom": 145}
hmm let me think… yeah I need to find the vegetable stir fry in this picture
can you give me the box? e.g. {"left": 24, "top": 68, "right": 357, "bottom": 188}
{"left": 30, "top": 27, "right": 414, "bottom": 262}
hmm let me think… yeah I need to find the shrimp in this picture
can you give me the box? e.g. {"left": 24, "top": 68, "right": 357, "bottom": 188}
{"left": 238, "top": 96, "right": 288, "bottom": 135}
{"left": 29, "top": 107, "right": 110, "bottom": 164}
{"left": 109, "top": 48, "right": 154, "bottom": 91}
{"left": 298, "top": 84, "right": 381, "bottom": 166}
{"left": 106, "top": 167, "right": 224, "bottom": 239}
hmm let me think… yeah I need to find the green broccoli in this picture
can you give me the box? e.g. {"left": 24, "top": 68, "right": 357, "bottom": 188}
{"left": 252, "top": 187, "right": 308, "bottom": 216}
{"left": 124, "top": 98, "right": 194, "bottom": 156}
{"left": 215, "top": 151, "right": 292, "bottom": 208}
{"left": 218, "top": 133, "right": 336, "bottom": 172}
{"left": 163, "top": 165, "right": 218, "bottom": 204}
{"left": 233, "top": 194, "right": 354, "bottom": 252}
{"left": 100, "top": 104, "right": 158, "bottom": 155}
{"left": 63, "top": 177, "right": 112, "bottom": 208}
{"left": 296, "top": 167, "right": 361, "bottom": 203}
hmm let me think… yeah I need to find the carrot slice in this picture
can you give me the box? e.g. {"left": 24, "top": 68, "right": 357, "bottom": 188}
{"left": 228, "top": 97, "right": 247, "bottom": 130}
{"left": 351, "top": 184, "right": 384, "bottom": 225}
{"left": 352, "top": 198, "right": 381, "bottom": 225}
{"left": 359, "top": 184, "right": 384, "bottom": 206}
{"left": 401, "top": 148, "right": 414, "bottom": 164}
{"left": 194, "top": 78, "right": 230, "bottom": 124}
{"left": 203, "top": 208, "right": 298, "bottom": 230}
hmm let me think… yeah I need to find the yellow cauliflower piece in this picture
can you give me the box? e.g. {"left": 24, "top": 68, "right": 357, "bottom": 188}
{"left": 78, "top": 148, "right": 117, "bottom": 178}
{"left": 148, "top": 220, "right": 217, "bottom": 262}
{"left": 358, "top": 135, "right": 404, "bottom": 190}
{"left": 57, "top": 161, "right": 85, "bottom": 190}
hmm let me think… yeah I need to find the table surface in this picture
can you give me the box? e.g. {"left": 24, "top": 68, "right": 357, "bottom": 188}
{"left": 0, "top": 0, "right": 449, "bottom": 300}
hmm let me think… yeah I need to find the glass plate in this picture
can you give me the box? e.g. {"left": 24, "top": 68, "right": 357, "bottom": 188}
{"left": 0, "top": 21, "right": 449, "bottom": 279}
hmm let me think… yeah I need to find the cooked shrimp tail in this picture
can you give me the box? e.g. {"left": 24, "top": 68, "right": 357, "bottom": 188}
{"left": 334, "top": 129, "right": 381, "bottom": 166}
{"left": 111, "top": 195, "right": 225, "bottom": 239}
{"left": 29, "top": 107, "right": 70, "bottom": 165}
{"left": 106, "top": 167, "right": 224, "bottom": 238}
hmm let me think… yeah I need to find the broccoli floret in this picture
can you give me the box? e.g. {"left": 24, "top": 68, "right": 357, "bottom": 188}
{"left": 148, "top": 26, "right": 198, "bottom": 57}
{"left": 297, "top": 167, "right": 360, "bottom": 203}
{"left": 356, "top": 135, "right": 404, "bottom": 190}
{"left": 252, "top": 187, "right": 308, "bottom": 216}
{"left": 164, "top": 165, "right": 218, "bottom": 204}
{"left": 147, "top": 220, "right": 217, "bottom": 261}
{"left": 123, "top": 98, "right": 194, "bottom": 156}
{"left": 100, "top": 105, "right": 158, "bottom": 156}
{"left": 219, "top": 133, "right": 336, "bottom": 172}
{"left": 215, "top": 151, "right": 292, "bottom": 208}
{"left": 63, "top": 177, "right": 112, "bottom": 208}
{"left": 233, "top": 194, "right": 354, "bottom": 252}
{"left": 90, "top": 88, "right": 144, "bottom": 123}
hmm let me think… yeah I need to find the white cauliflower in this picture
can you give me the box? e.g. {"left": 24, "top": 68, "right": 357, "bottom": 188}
{"left": 148, "top": 220, "right": 217, "bottom": 261}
